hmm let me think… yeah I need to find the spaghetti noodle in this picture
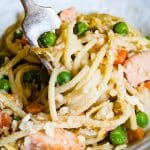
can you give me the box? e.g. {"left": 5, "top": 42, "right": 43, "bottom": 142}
{"left": 0, "top": 8, "right": 150, "bottom": 150}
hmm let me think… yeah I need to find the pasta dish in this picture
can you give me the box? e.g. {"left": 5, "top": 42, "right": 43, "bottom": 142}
{"left": 0, "top": 7, "right": 150, "bottom": 150}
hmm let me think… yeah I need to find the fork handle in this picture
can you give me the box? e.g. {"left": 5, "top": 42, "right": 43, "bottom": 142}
{"left": 20, "top": 0, "right": 35, "bottom": 13}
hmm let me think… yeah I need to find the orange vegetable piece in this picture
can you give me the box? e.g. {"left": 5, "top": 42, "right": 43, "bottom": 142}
{"left": 128, "top": 128, "right": 145, "bottom": 143}
{"left": 144, "top": 81, "right": 150, "bottom": 89}
{"left": 26, "top": 103, "right": 44, "bottom": 115}
{"left": 114, "top": 49, "right": 128, "bottom": 65}
{"left": 0, "top": 112, "right": 12, "bottom": 128}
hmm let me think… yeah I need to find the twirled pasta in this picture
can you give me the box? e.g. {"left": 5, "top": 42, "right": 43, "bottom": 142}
{"left": 0, "top": 9, "right": 150, "bottom": 150}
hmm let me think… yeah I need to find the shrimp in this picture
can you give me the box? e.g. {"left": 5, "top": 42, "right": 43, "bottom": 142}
{"left": 23, "top": 128, "right": 85, "bottom": 150}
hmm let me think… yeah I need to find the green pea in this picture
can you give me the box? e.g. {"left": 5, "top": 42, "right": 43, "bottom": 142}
{"left": 13, "top": 29, "right": 23, "bottom": 42}
{"left": 113, "top": 22, "right": 129, "bottom": 35}
{"left": 57, "top": 71, "right": 72, "bottom": 85}
{"left": 23, "top": 71, "right": 38, "bottom": 83}
{"left": 0, "top": 78, "right": 11, "bottom": 92}
{"left": 146, "top": 36, "right": 150, "bottom": 40}
{"left": 0, "top": 56, "right": 4, "bottom": 66}
{"left": 13, "top": 116, "right": 21, "bottom": 121}
{"left": 136, "top": 111, "right": 149, "bottom": 128}
{"left": 37, "top": 70, "right": 49, "bottom": 84}
{"left": 109, "top": 126, "right": 127, "bottom": 145}
{"left": 38, "top": 31, "right": 57, "bottom": 47}
{"left": 73, "top": 22, "right": 89, "bottom": 36}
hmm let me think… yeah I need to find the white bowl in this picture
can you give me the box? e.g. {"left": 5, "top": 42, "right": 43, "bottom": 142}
{"left": 0, "top": 0, "right": 150, "bottom": 149}
{"left": 0, "top": 0, "right": 150, "bottom": 36}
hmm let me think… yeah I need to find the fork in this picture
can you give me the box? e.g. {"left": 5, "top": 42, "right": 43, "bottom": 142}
{"left": 21, "top": 0, "right": 61, "bottom": 46}
{"left": 20, "top": 0, "right": 61, "bottom": 71}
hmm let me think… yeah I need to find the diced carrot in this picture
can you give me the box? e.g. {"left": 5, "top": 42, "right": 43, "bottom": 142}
{"left": 0, "top": 112, "right": 12, "bottom": 128}
{"left": 114, "top": 49, "right": 128, "bottom": 65}
{"left": 26, "top": 103, "right": 44, "bottom": 115}
{"left": 21, "top": 35, "right": 29, "bottom": 47}
{"left": 144, "top": 81, "right": 150, "bottom": 89}
{"left": 128, "top": 128, "right": 145, "bottom": 143}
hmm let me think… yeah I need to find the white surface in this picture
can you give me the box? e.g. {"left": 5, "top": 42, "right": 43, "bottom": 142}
{"left": 0, "top": 0, "right": 150, "bottom": 36}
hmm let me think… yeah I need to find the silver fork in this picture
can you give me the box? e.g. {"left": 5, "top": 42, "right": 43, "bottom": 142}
{"left": 20, "top": 0, "right": 61, "bottom": 71}
{"left": 21, "top": 0, "right": 61, "bottom": 46}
